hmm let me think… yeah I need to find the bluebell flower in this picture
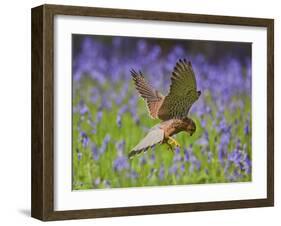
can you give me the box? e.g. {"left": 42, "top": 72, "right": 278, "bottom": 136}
{"left": 173, "top": 146, "right": 181, "bottom": 162}
{"left": 94, "top": 178, "right": 101, "bottom": 186}
{"left": 113, "top": 36, "right": 122, "bottom": 48}
{"left": 113, "top": 156, "right": 129, "bottom": 172}
{"left": 77, "top": 151, "right": 82, "bottom": 161}
{"left": 243, "top": 155, "right": 252, "bottom": 174}
{"left": 218, "top": 146, "right": 226, "bottom": 164}
{"left": 137, "top": 39, "right": 147, "bottom": 54}
{"left": 115, "top": 139, "right": 125, "bottom": 154}
{"left": 78, "top": 101, "right": 88, "bottom": 115}
{"left": 201, "top": 119, "right": 206, "bottom": 128}
{"left": 100, "top": 95, "right": 112, "bottom": 110}
{"left": 180, "top": 164, "right": 185, "bottom": 172}
{"left": 80, "top": 131, "right": 89, "bottom": 148}
{"left": 190, "top": 155, "right": 201, "bottom": 171}
{"left": 96, "top": 110, "right": 103, "bottom": 123}
{"left": 99, "top": 134, "right": 111, "bottom": 154}
{"left": 116, "top": 114, "right": 122, "bottom": 128}
{"left": 169, "top": 164, "right": 178, "bottom": 175}
{"left": 118, "top": 105, "right": 128, "bottom": 115}
{"left": 244, "top": 121, "right": 250, "bottom": 135}
{"left": 128, "top": 170, "right": 138, "bottom": 179}
{"left": 150, "top": 151, "right": 156, "bottom": 165}
{"left": 139, "top": 156, "right": 147, "bottom": 166}
{"left": 113, "top": 139, "right": 129, "bottom": 172}
{"left": 91, "top": 143, "right": 99, "bottom": 160}
{"left": 184, "top": 148, "right": 190, "bottom": 162}
{"left": 90, "top": 87, "right": 99, "bottom": 104}
{"left": 197, "top": 131, "right": 209, "bottom": 146}
{"left": 158, "top": 165, "right": 165, "bottom": 180}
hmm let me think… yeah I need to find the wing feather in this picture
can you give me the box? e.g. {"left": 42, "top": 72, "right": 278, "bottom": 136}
{"left": 131, "top": 69, "right": 164, "bottom": 119}
{"left": 158, "top": 59, "right": 200, "bottom": 120}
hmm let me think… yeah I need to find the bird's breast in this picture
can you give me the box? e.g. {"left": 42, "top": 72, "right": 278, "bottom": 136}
{"left": 163, "top": 120, "right": 185, "bottom": 139}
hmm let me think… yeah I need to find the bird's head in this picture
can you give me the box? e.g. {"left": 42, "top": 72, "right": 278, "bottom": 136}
{"left": 183, "top": 117, "right": 196, "bottom": 136}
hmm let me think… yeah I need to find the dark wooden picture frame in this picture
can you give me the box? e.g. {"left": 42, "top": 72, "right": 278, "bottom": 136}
{"left": 31, "top": 4, "right": 274, "bottom": 221}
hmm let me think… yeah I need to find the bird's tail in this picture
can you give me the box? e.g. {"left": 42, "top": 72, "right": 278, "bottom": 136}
{"left": 128, "top": 147, "right": 149, "bottom": 159}
{"left": 128, "top": 125, "right": 164, "bottom": 159}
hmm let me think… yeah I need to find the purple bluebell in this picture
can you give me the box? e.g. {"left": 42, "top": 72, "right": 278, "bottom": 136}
{"left": 113, "top": 140, "right": 129, "bottom": 172}
{"left": 169, "top": 164, "right": 178, "bottom": 175}
{"left": 137, "top": 39, "right": 147, "bottom": 54}
{"left": 118, "top": 105, "right": 128, "bottom": 115}
{"left": 173, "top": 146, "right": 181, "bottom": 162}
{"left": 128, "top": 170, "right": 138, "bottom": 179}
{"left": 100, "top": 95, "right": 112, "bottom": 110}
{"left": 77, "top": 151, "right": 82, "bottom": 161}
{"left": 150, "top": 151, "right": 156, "bottom": 165}
{"left": 80, "top": 131, "right": 89, "bottom": 148}
{"left": 115, "top": 139, "right": 125, "bottom": 154}
{"left": 184, "top": 148, "right": 190, "bottom": 162}
{"left": 94, "top": 178, "right": 101, "bottom": 186}
{"left": 139, "top": 156, "right": 147, "bottom": 166}
{"left": 91, "top": 143, "right": 99, "bottom": 161}
{"left": 218, "top": 145, "right": 227, "bottom": 164}
{"left": 78, "top": 101, "right": 88, "bottom": 115}
{"left": 116, "top": 114, "right": 122, "bottom": 128}
{"left": 90, "top": 87, "right": 99, "bottom": 104}
{"left": 113, "top": 156, "right": 129, "bottom": 172}
{"left": 190, "top": 155, "right": 201, "bottom": 172}
{"left": 243, "top": 155, "right": 252, "bottom": 174}
{"left": 158, "top": 165, "right": 165, "bottom": 181}
{"left": 100, "top": 134, "right": 111, "bottom": 154}
{"left": 201, "top": 119, "right": 207, "bottom": 128}
{"left": 244, "top": 120, "right": 250, "bottom": 135}
{"left": 180, "top": 164, "right": 185, "bottom": 172}
{"left": 96, "top": 110, "right": 103, "bottom": 123}
{"left": 197, "top": 131, "right": 209, "bottom": 147}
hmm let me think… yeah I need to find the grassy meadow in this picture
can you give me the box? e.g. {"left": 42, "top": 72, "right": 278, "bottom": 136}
{"left": 72, "top": 35, "right": 252, "bottom": 190}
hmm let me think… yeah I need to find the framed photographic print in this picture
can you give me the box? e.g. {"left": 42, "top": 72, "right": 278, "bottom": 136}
{"left": 31, "top": 4, "right": 274, "bottom": 221}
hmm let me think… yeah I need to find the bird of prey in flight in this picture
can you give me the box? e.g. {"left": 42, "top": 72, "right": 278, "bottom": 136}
{"left": 129, "top": 59, "right": 201, "bottom": 158}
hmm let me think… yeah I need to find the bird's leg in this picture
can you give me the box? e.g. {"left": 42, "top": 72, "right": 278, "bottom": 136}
{"left": 167, "top": 136, "right": 181, "bottom": 148}
{"left": 166, "top": 142, "right": 174, "bottom": 152}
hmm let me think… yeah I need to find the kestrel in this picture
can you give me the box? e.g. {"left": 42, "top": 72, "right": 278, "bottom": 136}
{"left": 129, "top": 59, "right": 201, "bottom": 158}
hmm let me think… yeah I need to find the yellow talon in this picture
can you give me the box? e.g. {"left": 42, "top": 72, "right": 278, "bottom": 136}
{"left": 168, "top": 136, "right": 181, "bottom": 147}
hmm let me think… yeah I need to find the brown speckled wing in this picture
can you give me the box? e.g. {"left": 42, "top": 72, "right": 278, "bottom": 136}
{"left": 131, "top": 69, "right": 164, "bottom": 119}
{"left": 158, "top": 59, "right": 199, "bottom": 120}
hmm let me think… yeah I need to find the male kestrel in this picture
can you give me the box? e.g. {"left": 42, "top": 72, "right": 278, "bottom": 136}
{"left": 129, "top": 59, "right": 201, "bottom": 158}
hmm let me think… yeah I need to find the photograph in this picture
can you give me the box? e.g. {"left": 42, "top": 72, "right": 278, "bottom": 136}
{"left": 30, "top": 3, "right": 274, "bottom": 221}
{"left": 72, "top": 34, "right": 252, "bottom": 190}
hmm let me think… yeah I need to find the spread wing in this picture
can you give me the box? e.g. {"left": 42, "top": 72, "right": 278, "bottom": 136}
{"left": 158, "top": 59, "right": 200, "bottom": 120}
{"left": 128, "top": 125, "right": 164, "bottom": 159}
{"left": 131, "top": 70, "right": 164, "bottom": 119}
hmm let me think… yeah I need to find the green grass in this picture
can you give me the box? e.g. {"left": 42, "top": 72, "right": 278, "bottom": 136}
{"left": 72, "top": 80, "right": 251, "bottom": 190}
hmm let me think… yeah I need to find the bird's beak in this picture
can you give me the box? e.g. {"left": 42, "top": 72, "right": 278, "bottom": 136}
{"left": 190, "top": 132, "right": 193, "bottom": 136}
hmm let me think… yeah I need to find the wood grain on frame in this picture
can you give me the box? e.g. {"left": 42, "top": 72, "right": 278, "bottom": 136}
{"left": 31, "top": 4, "right": 274, "bottom": 221}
